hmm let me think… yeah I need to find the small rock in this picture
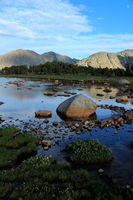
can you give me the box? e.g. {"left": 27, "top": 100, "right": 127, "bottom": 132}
{"left": 116, "top": 96, "right": 128, "bottom": 103}
{"left": 114, "top": 131, "right": 118, "bottom": 134}
{"left": 74, "top": 123, "right": 80, "bottom": 128}
{"left": 98, "top": 169, "right": 104, "bottom": 174}
{"left": 44, "top": 91, "right": 54, "bottom": 96}
{"left": 41, "top": 140, "right": 52, "bottom": 147}
{"left": 35, "top": 110, "right": 52, "bottom": 118}
{"left": 0, "top": 101, "right": 4, "bottom": 105}
{"left": 44, "top": 146, "right": 49, "bottom": 150}
{"left": 53, "top": 121, "right": 59, "bottom": 126}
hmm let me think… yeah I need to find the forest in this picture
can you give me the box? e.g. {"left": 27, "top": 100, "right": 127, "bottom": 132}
{"left": 0, "top": 61, "right": 133, "bottom": 76}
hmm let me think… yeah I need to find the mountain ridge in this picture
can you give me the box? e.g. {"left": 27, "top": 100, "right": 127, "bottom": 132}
{"left": 0, "top": 49, "right": 79, "bottom": 69}
{"left": 77, "top": 49, "right": 133, "bottom": 70}
{"left": 0, "top": 49, "right": 133, "bottom": 71}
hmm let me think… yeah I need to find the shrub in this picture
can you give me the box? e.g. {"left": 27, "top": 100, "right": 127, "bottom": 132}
{"left": 65, "top": 139, "right": 112, "bottom": 164}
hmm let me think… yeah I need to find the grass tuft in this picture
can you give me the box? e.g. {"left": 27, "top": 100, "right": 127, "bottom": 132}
{"left": 65, "top": 139, "right": 112, "bottom": 164}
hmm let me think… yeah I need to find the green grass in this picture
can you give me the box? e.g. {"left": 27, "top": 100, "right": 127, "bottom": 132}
{"left": 0, "top": 128, "right": 132, "bottom": 199}
{"left": 0, "top": 73, "right": 133, "bottom": 84}
{"left": 0, "top": 155, "right": 131, "bottom": 200}
{"left": 65, "top": 139, "right": 112, "bottom": 164}
{"left": 0, "top": 127, "right": 38, "bottom": 168}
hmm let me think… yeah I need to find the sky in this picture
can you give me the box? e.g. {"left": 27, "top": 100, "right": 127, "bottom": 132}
{"left": 0, "top": 0, "right": 133, "bottom": 59}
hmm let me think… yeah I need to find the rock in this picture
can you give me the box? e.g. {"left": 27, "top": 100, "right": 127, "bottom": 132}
{"left": 116, "top": 96, "right": 128, "bottom": 103}
{"left": 43, "top": 119, "right": 49, "bottom": 123}
{"left": 57, "top": 94, "right": 71, "bottom": 97}
{"left": 74, "top": 123, "right": 80, "bottom": 128}
{"left": 44, "top": 146, "right": 49, "bottom": 150}
{"left": 109, "top": 96, "right": 115, "bottom": 99}
{"left": 114, "top": 131, "right": 118, "bottom": 134}
{"left": 103, "top": 88, "right": 112, "bottom": 93}
{"left": 56, "top": 94, "right": 98, "bottom": 119}
{"left": 53, "top": 121, "right": 59, "bottom": 126}
{"left": 35, "top": 110, "right": 52, "bottom": 118}
{"left": 41, "top": 140, "right": 52, "bottom": 147}
{"left": 97, "top": 93, "right": 104, "bottom": 97}
{"left": 44, "top": 91, "right": 54, "bottom": 96}
{"left": 98, "top": 169, "right": 104, "bottom": 174}
{"left": 0, "top": 101, "right": 4, "bottom": 105}
{"left": 8, "top": 81, "right": 24, "bottom": 87}
{"left": 124, "top": 111, "right": 133, "bottom": 120}
{"left": 8, "top": 81, "right": 18, "bottom": 85}
{"left": 64, "top": 91, "right": 76, "bottom": 95}
{"left": 119, "top": 79, "right": 130, "bottom": 85}
{"left": 55, "top": 80, "right": 59, "bottom": 84}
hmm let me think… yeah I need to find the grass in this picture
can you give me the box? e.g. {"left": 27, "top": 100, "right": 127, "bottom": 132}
{"left": 0, "top": 73, "right": 133, "bottom": 84}
{"left": 0, "top": 128, "right": 133, "bottom": 199}
{"left": 0, "top": 127, "right": 38, "bottom": 169}
{"left": 65, "top": 139, "right": 112, "bottom": 164}
{"left": 0, "top": 155, "right": 132, "bottom": 200}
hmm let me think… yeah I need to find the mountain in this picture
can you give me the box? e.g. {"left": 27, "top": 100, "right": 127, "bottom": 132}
{"left": 77, "top": 50, "right": 133, "bottom": 70}
{"left": 0, "top": 49, "right": 43, "bottom": 69}
{"left": 0, "top": 49, "right": 79, "bottom": 70}
{"left": 42, "top": 51, "right": 79, "bottom": 64}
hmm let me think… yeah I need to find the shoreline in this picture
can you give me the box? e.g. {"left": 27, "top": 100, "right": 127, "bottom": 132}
{"left": 0, "top": 74, "right": 133, "bottom": 84}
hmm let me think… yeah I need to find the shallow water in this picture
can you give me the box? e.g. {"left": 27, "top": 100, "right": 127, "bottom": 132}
{"left": 0, "top": 77, "right": 133, "bottom": 185}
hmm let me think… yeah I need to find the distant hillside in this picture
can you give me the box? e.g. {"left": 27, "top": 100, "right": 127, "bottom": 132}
{"left": 77, "top": 50, "right": 133, "bottom": 70}
{"left": 0, "top": 49, "right": 79, "bottom": 69}
{"left": 42, "top": 52, "right": 79, "bottom": 64}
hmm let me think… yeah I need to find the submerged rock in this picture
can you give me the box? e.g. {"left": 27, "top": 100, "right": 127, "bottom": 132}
{"left": 56, "top": 94, "right": 98, "bottom": 119}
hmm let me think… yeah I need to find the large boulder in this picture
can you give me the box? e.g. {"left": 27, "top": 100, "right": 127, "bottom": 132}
{"left": 56, "top": 94, "right": 98, "bottom": 119}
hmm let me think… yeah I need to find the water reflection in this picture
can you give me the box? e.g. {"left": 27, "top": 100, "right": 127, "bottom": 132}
{"left": 0, "top": 77, "right": 132, "bottom": 121}
{"left": 85, "top": 85, "right": 118, "bottom": 100}
{"left": 0, "top": 77, "right": 133, "bottom": 184}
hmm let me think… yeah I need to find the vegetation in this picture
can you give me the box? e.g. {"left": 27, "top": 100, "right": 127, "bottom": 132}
{"left": 0, "top": 155, "right": 133, "bottom": 200}
{"left": 130, "top": 141, "right": 133, "bottom": 149}
{"left": 65, "top": 139, "right": 112, "bottom": 164}
{"left": 0, "top": 128, "right": 132, "bottom": 199}
{"left": 0, "top": 127, "right": 38, "bottom": 169}
{"left": 0, "top": 61, "right": 133, "bottom": 77}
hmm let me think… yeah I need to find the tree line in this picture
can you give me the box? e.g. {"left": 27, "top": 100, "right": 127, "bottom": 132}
{"left": 0, "top": 61, "right": 133, "bottom": 76}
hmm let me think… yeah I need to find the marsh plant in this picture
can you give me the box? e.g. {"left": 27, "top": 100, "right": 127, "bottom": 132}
{"left": 0, "top": 127, "right": 38, "bottom": 168}
{"left": 0, "top": 156, "right": 132, "bottom": 200}
{"left": 0, "top": 128, "right": 133, "bottom": 199}
{"left": 65, "top": 139, "right": 112, "bottom": 164}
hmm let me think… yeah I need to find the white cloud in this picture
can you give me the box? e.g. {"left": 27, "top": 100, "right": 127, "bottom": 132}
{"left": 0, "top": 0, "right": 133, "bottom": 58}
{"left": 0, "top": 0, "right": 92, "bottom": 40}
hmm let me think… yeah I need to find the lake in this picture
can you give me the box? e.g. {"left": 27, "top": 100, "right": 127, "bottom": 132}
{"left": 0, "top": 77, "right": 133, "bottom": 185}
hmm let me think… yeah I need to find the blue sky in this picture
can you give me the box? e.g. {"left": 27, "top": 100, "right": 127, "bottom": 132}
{"left": 0, "top": 0, "right": 133, "bottom": 59}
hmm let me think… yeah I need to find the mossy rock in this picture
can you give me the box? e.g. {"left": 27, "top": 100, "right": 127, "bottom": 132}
{"left": 0, "top": 127, "right": 38, "bottom": 169}
{"left": 65, "top": 139, "right": 112, "bottom": 164}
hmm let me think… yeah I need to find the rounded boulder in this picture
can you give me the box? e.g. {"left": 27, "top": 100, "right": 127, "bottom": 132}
{"left": 56, "top": 94, "right": 98, "bottom": 119}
